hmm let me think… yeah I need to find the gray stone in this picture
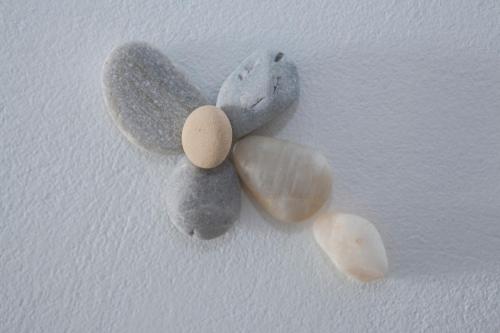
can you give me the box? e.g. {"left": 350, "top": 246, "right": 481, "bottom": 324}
{"left": 102, "top": 42, "right": 209, "bottom": 154}
{"left": 166, "top": 157, "right": 241, "bottom": 240}
{"left": 216, "top": 49, "right": 299, "bottom": 138}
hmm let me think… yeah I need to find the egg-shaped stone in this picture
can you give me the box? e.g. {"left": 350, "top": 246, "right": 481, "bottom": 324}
{"left": 313, "top": 213, "right": 388, "bottom": 282}
{"left": 232, "top": 136, "right": 332, "bottom": 222}
{"left": 182, "top": 105, "right": 232, "bottom": 169}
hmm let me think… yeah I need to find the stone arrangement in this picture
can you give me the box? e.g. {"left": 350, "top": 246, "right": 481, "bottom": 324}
{"left": 102, "top": 42, "right": 388, "bottom": 282}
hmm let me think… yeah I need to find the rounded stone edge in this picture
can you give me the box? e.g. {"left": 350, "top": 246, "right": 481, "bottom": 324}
{"left": 166, "top": 157, "right": 242, "bottom": 240}
{"left": 216, "top": 49, "right": 300, "bottom": 139}
{"left": 181, "top": 105, "right": 233, "bottom": 169}
{"left": 101, "top": 42, "right": 209, "bottom": 155}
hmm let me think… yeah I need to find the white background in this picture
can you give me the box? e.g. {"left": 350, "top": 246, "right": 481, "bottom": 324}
{"left": 1, "top": 1, "right": 499, "bottom": 332}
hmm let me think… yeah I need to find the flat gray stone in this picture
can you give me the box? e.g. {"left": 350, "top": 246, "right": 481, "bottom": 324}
{"left": 166, "top": 157, "right": 241, "bottom": 240}
{"left": 216, "top": 49, "right": 299, "bottom": 138}
{"left": 103, "top": 42, "right": 209, "bottom": 154}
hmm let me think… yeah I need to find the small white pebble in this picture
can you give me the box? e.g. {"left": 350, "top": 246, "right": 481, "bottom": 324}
{"left": 313, "top": 213, "right": 388, "bottom": 282}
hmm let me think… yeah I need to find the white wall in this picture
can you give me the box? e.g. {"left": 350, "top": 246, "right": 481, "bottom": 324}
{"left": 1, "top": 0, "right": 499, "bottom": 332}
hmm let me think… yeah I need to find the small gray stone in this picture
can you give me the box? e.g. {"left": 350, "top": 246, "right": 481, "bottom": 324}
{"left": 216, "top": 49, "right": 299, "bottom": 138}
{"left": 166, "top": 157, "right": 241, "bottom": 240}
{"left": 103, "top": 42, "right": 209, "bottom": 154}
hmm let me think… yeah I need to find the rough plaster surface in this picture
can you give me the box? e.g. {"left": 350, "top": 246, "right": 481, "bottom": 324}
{"left": 1, "top": 0, "right": 499, "bottom": 332}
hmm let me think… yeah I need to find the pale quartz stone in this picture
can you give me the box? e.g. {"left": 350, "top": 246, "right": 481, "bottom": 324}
{"left": 232, "top": 136, "right": 332, "bottom": 222}
{"left": 313, "top": 213, "right": 388, "bottom": 282}
{"left": 182, "top": 106, "right": 232, "bottom": 169}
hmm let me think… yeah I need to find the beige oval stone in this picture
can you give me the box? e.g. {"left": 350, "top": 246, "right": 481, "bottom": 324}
{"left": 182, "top": 106, "right": 232, "bottom": 169}
{"left": 232, "top": 136, "right": 332, "bottom": 222}
{"left": 313, "top": 213, "right": 388, "bottom": 282}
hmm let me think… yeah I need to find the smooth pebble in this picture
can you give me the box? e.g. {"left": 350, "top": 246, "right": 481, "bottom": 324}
{"left": 313, "top": 213, "right": 388, "bottom": 282}
{"left": 103, "top": 42, "right": 208, "bottom": 154}
{"left": 232, "top": 136, "right": 332, "bottom": 223}
{"left": 182, "top": 105, "right": 232, "bottom": 169}
{"left": 166, "top": 156, "right": 241, "bottom": 239}
{"left": 216, "top": 49, "right": 299, "bottom": 138}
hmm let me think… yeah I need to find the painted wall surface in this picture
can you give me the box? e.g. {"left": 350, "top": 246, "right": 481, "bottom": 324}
{"left": 1, "top": 1, "right": 499, "bottom": 332}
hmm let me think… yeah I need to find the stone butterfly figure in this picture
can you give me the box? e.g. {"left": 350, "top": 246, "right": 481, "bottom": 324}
{"left": 102, "top": 42, "right": 388, "bottom": 282}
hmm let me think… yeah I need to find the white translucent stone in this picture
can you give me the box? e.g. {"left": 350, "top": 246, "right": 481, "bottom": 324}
{"left": 313, "top": 213, "right": 388, "bottom": 282}
{"left": 232, "top": 136, "right": 332, "bottom": 222}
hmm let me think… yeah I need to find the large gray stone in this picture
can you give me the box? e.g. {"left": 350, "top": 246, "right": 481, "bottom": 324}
{"left": 166, "top": 157, "right": 241, "bottom": 240}
{"left": 102, "top": 42, "right": 209, "bottom": 154}
{"left": 216, "top": 49, "right": 299, "bottom": 138}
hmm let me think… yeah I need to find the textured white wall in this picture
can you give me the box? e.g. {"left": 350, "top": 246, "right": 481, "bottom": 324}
{"left": 1, "top": 0, "right": 499, "bottom": 332}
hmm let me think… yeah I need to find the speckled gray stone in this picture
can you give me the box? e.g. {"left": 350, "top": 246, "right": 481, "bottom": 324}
{"left": 103, "top": 42, "right": 209, "bottom": 154}
{"left": 166, "top": 157, "right": 241, "bottom": 240}
{"left": 216, "top": 49, "right": 299, "bottom": 138}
